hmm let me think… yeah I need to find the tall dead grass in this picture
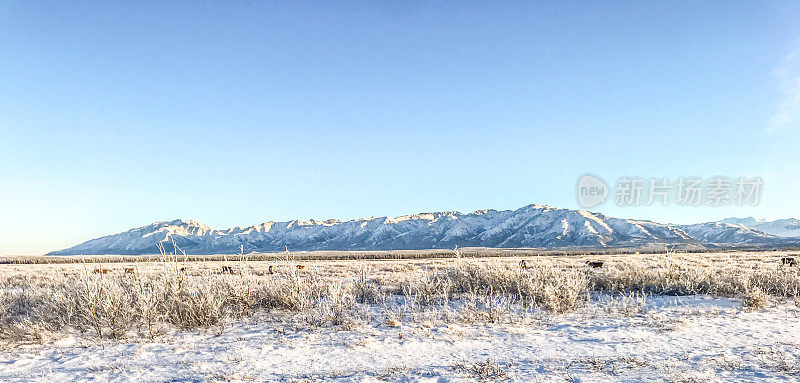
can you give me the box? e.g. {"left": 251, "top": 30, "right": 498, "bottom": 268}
{"left": 589, "top": 256, "right": 800, "bottom": 306}
{"left": 400, "top": 261, "right": 588, "bottom": 313}
{"left": 0, "top": 253, "right": 798, "bottom": 342}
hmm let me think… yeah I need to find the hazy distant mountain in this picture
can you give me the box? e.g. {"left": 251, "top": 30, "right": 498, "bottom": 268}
{"left": 679, "top": 222, "right": 781, "bottom": 245}
{"left": 719, "top": 217, "right": 800, "bottom": 238}
{"left": 48, "top": 204, "right": 794, "bottom": 255}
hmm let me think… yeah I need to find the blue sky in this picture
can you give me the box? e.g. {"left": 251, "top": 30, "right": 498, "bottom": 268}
{"left": 2, "top": 2, "right": 800, "bottom": 255}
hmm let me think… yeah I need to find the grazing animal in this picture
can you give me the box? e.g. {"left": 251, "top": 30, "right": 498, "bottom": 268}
{"left": 296, "top": 265, "right": 306, "bottom": 270}
{"left": 268, "top": 265, "right": 274, "bottom": 274}
{"left": 92, "top": 268, "right": 110, "bottom": 274}
{"left": 124, "top": 267, "right": 135, "bottom": 274}
{"left": 221, "top": 265, "right": 235, "bottom": 274}
{"left": 781, "top": 257, "right": 797, "bottom": 266}
{"left": 519, "top": 259, "right": 528, "bottom": 270}
{"left": 586, "top": 261, "right": 604, "bottom": 269}
{"left": 179, "top": 267, "right": 187, "bottom": 273}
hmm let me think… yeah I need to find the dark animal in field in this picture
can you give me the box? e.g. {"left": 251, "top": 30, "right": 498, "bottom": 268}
{"left": 519, "top": 260, "right": 528, "bottom": 270}
{"left": 268, "top": 265, "right": 274, "bottom": 274}
{"left": 92, "top": 268, "right": 110, "bottom": 274}
{"left": 221, "top": 265, "right": 236, "bottom": 274}
{"left": 781, "top": 257, "right": 797, "bottom": 266}
{"left": 179, "top": 267, "right": 187, "bottom": 273}
{"left": 586, "top": 261, "right": 604, "bottom": 268}
{"left": 296, "top": 265, "right": 306, "bottom": 270}
{"left": 124, "top": 267, "right": 135, "bottom": 274}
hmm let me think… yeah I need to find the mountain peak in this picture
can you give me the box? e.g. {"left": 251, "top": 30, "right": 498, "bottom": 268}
{"left": 720, "top": 217, "right": 760, "bottom": 226}
{"left": 153, "top": 219, "right": 211, "bottom": 229}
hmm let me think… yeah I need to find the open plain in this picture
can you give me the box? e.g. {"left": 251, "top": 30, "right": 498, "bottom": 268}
{"left": 0, "top": 250, "right": 799, "bottom": 382}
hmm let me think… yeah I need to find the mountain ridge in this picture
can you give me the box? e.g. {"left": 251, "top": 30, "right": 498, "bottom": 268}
{"left": 718, "top": 217, "right": 800, "bottom": 238}
{"left": 48, "top": 204, "right": 798, "bottom": 255}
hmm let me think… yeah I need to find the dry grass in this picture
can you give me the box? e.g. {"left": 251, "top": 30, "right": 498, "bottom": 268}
{"left": 452, "top": 358, "right": 510, "bottom": 381}
{"left": 589, "top": 253, "right": 800, "bottom": 302}
{"left": 0, "top": 251, "right": 798, "bottom": 344}
{"left": 0, "top": 246, "right": 774, "bottom": 264}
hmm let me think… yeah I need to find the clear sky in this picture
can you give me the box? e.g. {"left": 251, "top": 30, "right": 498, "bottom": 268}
{"left": 2, "top": 2, "right": 800, "bottom": 255}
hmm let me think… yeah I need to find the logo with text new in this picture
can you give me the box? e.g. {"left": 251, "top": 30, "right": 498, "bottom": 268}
{"left": 577, "top": 174, "right": 608, "bottom": 208}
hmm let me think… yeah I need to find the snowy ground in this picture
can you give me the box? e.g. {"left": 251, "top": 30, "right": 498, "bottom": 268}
{"left": 1, "top": 295, "right": 798, "bottom": 382}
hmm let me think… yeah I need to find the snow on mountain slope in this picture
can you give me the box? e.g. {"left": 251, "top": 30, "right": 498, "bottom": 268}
{"left": 679, "top": 222, "right": 781, "bottom": 245}
{"left": 48, "top": 204, "right": 792, "bottom": 255}
{"left": 719, "top": 217, "right": 800, "bottom": 238}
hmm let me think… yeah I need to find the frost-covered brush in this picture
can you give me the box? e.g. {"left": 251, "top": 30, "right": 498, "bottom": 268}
{"left": 664, "top": 245, "right": 675, "bottom": 271}
{"left": 0, "top": 253, "right": 799, "bottom": 344}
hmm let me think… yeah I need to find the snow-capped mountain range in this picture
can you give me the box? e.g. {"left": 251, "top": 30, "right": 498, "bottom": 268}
{"left": 48, "top": 204, "right": 799, "bottom": 255}
{"left": 718, "top": 217, "right": 800, "bottom": 238}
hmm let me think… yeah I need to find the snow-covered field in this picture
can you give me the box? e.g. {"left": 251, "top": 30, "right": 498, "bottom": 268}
{"left": 1, "top": 295, "right": 799, "bottom": 382}
{"left": 1, "top": 252, "right": 799, "bottom": 382}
